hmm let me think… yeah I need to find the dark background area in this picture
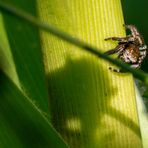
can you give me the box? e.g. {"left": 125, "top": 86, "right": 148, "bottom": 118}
{"left": 122, "top": 0, "right": 148, "bottom": 72}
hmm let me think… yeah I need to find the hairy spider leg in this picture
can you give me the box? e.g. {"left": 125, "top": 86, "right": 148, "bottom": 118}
{"left": 130, "top": 63, "right": 140, "bottom": 69}
{"left": 124, "top": 25, "right": 140, "bottom": 37}
{"left": 110, "top": 57, "right": 141, "bottom": 73}
{"left": 109, "top": 67, "right": 121, "bottom": 72}
{"left": 108, "top": 66, "right": 137, "bottom": 73}
{"left": 105, "top": 44, "right": 126, "bottom": 72}
{"left": 104, "top": 44, "right": 125, "bottom": 55}
{"left": 105, "top": 37, "right": 129, "bottom": 43}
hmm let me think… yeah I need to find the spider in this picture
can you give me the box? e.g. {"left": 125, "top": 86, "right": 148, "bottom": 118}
{"left": 104, "top": 25, "right": 147, "bottom": 72}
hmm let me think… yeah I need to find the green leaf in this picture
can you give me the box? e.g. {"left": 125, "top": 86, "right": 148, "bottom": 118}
{"left": 38, "top": 0, "right": 142, "bottom": 147}
{"left": 0, "top": 1, "right": 148, "bottom": 84}
{"left": 0, "top": 0, "right": 49, "bottom": 113}
{"left": 0, "top": 1, "right": 68, "bottom": 147}
{"left": 0, "top": 0, "right": 146, "bottom": 147}
{"left": 0, "top": 71, "right": 68, "bottom": 148}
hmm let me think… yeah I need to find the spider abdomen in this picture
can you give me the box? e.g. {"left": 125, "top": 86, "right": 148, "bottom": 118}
{"left": 121, "top": 44, "right": 140, "bottom": 63}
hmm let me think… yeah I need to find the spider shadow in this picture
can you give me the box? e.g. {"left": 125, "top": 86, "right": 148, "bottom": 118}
{"left": 47, "top": 56, "right": 141, "bottom": 147}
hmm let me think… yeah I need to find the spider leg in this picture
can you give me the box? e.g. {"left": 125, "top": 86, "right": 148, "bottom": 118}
{"left": 105, "top": 45, "right": 125, "bottom": 72}
{"left": 123, "top": 24, "right": 140, "bottom": 36}
{"left": 104, "top": 44, "right": 125, "bottom": 55}
{"left": 108, "top": 52, "right": 127, "bottom": 73}
{"left": 108, "top": 67, "right": 121, "bottom": 73}
{"left": 130, "top": 63, "right": 140, "bottom": 69}
{"left": 104, "top": 48, "right": 119, "bottom": 55}
{"left": 109, "top": 63, "right": 141, "bottom": 73}
{"left": 109, "top": 66, "right": 129, "bottom": 73}
{"left": 105, "top": 37, "right": 129, "bottom": 42}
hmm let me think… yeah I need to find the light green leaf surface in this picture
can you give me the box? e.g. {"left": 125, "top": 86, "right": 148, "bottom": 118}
{"left": 38, "top": 0, "right": 142, "bottom": 147}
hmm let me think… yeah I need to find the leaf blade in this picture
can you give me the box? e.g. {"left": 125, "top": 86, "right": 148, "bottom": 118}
{"left": 0, "top": 71, "right": 68, "bottom": 148}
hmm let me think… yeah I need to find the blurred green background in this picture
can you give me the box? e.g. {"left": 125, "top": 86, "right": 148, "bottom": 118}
{"left": 122, "top": 0, "right": 148, "bottom": 72}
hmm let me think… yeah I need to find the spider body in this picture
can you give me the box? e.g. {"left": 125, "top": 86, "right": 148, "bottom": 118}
{"left": 105, "top": 25, "right": 147, "bottom": 72}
